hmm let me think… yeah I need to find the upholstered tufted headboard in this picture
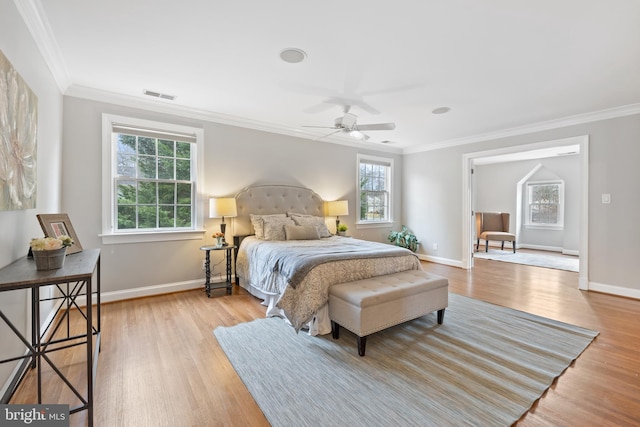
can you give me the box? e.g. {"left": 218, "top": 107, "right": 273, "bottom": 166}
{"left": 234, "top": 184, "right": 325, "bottom": 236}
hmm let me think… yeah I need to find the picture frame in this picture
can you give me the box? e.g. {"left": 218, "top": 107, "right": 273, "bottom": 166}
{"left": 37, "top": 213, "right": 83, "bottom": 254}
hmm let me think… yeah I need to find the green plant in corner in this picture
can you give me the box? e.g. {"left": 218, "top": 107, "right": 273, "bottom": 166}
{"left": 388, "top": 226, "right": 418, "bottom": 252}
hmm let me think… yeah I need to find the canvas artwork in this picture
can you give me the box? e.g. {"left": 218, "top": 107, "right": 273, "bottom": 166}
{"left": 0, "top": 49, "right": 38, "bottom": 211}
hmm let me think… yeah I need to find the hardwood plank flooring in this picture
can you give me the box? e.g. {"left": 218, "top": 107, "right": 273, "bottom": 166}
{"left": 9, "top": 259, "right": 640, "bottom": 426}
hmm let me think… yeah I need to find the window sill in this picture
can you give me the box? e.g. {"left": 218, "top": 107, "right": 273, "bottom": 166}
{"left": 100, "top": 229, "right": 206, "bottom": 245}
{"left": 356, "top": 221, "right": 394, "bottom": 229}
{"left": 524, "top": 224, "right": 564, "bottom": 231}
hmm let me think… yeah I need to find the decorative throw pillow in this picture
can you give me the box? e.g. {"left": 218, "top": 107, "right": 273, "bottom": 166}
{"left": 250, "top": 213, "right": 286, "bottom": 239}
{"left": 289, "top": 214, "right": 332, "bottom": 238}
{"left": 262, "top": 216, "right": 295, "bottom": 241}
{"left": 284, "top": 225, "right": 321, "bottom": 241}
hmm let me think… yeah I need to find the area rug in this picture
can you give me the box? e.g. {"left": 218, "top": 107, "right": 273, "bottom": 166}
{"left": 474, "top": 249, "right": 579, "bottom": 272}
{"left": 213, "top": 293, "right": 598, "bottom": 427}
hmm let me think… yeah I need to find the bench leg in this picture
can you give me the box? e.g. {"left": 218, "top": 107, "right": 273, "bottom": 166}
{"left": 513, "top": 240, "right": 516, "bottom": 253}
{"left": 501, "top": 241, "right": 505, "bottom": 250}
{"left": 485, "top": 240, "right": 489, "bottom": 252}
{"left": 437, "top": 308, "right": 445, "bottom": 324}
{"left": 357, "top": 336, "right": 367, "bottom": 357}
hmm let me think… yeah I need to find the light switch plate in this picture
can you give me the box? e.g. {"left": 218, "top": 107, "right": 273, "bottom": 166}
{"left": 602, "top": 194, "right": 611, "bottom": 204}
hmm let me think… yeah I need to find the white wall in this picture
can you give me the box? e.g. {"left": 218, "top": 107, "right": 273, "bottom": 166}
{"left": 62, "top": 96, "right": 403, "bottom": 296}
{"left": 403, "top": 113, "right": 640, "bottom": 297}
{"left": 474, "top": 154, "right": 580, "bottom": 252}
{"left": 0, "top": 0, "right": 64, "bottom": 398}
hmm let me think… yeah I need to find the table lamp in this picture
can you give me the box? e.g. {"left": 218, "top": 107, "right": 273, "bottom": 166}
{"left": 209, "top": 197, "right": 237, "bottom": 245}
{"left": 326, "top": 200, "right": 349, "bottom": 234}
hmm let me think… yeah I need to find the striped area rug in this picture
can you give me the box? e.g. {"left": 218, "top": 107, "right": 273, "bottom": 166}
{"left": 214, "top": 294, "right": 598, "bottom": 427}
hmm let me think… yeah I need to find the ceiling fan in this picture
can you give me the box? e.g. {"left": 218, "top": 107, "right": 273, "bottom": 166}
{"left": 303, "top": 107, "right": 396, "bottom": 141}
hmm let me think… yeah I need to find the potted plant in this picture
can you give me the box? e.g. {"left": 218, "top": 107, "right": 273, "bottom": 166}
{"left": 212, "top": 232, "right": 224, "bottom": 247}
{"left": 388, "top": 226, "right": 418, "bottom": 252}
{"left": 337, "top": 224, "right": 348, "bottom": 236}
{"left": 30, "top": 235, "right": 74, "bottom": 270}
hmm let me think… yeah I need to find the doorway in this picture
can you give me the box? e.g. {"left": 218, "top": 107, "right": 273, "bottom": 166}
{"left": 461, "top": 135, "right": 589, "bottom": 290}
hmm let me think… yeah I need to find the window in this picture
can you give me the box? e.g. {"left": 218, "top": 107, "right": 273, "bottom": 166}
{"left": 526, "top": 181, "right": 564, "bottom": 228}
{"left": 101, "top": 115, "right": 204, "bottom": 244}
{"left": 357, "top": 154, "right": 393, "bottom": 225}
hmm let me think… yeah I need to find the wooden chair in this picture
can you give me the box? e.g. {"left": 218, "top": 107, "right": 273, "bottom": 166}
{"left": 475, "top": 212, "right": 516, "bottom": 253}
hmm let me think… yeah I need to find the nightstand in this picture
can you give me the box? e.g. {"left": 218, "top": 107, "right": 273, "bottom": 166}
{"left": 200, "top": 245, "right": 236, "bottom": 297}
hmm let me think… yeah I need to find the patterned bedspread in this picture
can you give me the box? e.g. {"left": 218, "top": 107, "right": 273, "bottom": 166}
{"left": 236, "top": 236, "right": 421, "bottom": 331}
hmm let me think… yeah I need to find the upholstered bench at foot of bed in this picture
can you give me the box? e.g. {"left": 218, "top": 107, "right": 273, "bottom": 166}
{"left": 328, "top": 270, "right": 449, "bottom": 356}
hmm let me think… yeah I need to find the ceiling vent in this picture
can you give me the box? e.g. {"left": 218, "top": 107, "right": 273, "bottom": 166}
{"left": 143, "top": 89, "right": 176, "bottom": 101}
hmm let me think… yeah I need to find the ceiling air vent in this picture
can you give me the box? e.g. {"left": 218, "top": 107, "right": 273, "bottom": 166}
{"left": 143, "top": 89, "right": 176, "bottom": 101}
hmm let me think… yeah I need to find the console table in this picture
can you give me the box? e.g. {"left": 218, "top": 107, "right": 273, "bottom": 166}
{"left": 0, "top": 248, "right": 101, "bottom": 426}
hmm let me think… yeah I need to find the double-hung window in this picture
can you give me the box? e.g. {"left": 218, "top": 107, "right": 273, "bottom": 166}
{"left": 101, "top": 114, "right": 204, "bottom": 243}
{"left": 357, "top": 154, "right": 393, "bottom": 225}
{"left": 526, "top": 181, "right": 564, "bottom": 229}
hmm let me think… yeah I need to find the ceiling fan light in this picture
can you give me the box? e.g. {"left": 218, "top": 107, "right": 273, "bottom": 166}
{"left": 349, "top": 130, "right": 365, "bottom": 139}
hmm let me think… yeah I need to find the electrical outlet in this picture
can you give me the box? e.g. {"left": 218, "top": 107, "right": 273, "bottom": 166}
{"left": 433, "top": 243, "right": 438, "bottom": 250}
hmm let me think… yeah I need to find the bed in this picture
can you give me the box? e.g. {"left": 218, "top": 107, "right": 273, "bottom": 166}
{"left": 233, "top": 184, "right": 421, "bottom": 334}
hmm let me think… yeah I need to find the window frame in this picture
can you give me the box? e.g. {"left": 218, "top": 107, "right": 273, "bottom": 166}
{"left": 525, "top": 180, "right": 565, "bottom": 230}
{"left": 356, "top": 153, "right": 394, "bottom": 228}
{"left": 101, "top": 114, "right": 205, "bottom": 244}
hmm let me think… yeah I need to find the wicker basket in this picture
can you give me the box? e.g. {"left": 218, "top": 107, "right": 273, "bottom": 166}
{"left": 33, "top": 247, "right": 67, "bottom": 270}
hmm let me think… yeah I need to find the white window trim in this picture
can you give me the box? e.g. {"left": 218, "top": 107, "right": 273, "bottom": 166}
{"left": 100, "top": 114, "right": 205, "bottom": 244}
{"left": 525, "top": 180, "right": 565, "bottom": 230}
{"left": 356, "top": 153, "right": 394, "bottom": 226}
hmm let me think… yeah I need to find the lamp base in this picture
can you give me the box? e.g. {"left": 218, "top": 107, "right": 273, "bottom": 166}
{"left": 220, "top": 222, "right": 227, "bottom": 245}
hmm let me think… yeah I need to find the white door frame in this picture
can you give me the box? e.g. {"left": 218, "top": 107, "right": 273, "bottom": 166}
{"left": 461, "top": 135, "right": 589, "bottom": 290}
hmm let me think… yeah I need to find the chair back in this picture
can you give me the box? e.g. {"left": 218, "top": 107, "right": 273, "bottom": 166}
{"left": 476, "top": 212, "right": 510, "bottom": 235}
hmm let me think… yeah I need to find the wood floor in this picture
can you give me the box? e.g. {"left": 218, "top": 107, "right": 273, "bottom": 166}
{"left": 10, "top": 257, "right": 640, "bottom": 427}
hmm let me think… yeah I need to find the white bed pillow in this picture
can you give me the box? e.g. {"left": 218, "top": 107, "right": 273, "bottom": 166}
{"left": 284, "top": 225, "right": 321, "bottom": 241}
{"left": 262, "top": 216, "right": 295, "bottom": 241}
{"left": 250, "top": 213, "right": 286, "bottom": 239}
{"left": 288, "top": 213, "right": 332, "bottom": 238}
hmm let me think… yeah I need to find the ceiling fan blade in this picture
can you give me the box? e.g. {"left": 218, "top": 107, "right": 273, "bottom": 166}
{"left": 356, "top": 123, "right": 396, "bottom": 131}
{"left": 302, "top": 125, "right": 338, "bottom": 129}
{"left": 303, "top": 103, "right": 336, "bottom": 114}
{"left": 314, "top": 129, "right": 342, "bottom": 141}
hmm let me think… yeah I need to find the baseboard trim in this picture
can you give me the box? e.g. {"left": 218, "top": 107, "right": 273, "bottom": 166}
{"left": 418, "top": 254, "right": 463, "bottom": 268}
{"left": 73, "top": 279, "right": 204, "bottom": 307}
{"left": 517, "top": 243, "right": 563, "bottom": 252}
{"left": 588, "top": 281, "right": 640, "bottom": 300}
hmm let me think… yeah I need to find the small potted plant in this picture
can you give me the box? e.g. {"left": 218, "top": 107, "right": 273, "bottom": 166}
{"left": 30, "top": 235, "right": 74, "bottom": 270}
{"left": 337, "top": 224, "right": 348, "bottom": 236}
{"left": 212, "top": 232, "right": 224, "bottom": 247}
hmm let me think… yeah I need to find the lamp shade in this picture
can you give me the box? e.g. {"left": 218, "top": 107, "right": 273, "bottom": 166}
{"left": 326, "top": 200, "right": 349, "bottom": 217}
{"left": 209, "top": 197, "right": 238, "bottom": 218}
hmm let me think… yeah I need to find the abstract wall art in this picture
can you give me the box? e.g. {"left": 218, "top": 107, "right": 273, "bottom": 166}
{"left": 0, "top": 49, "right": 38, "bottom": 211}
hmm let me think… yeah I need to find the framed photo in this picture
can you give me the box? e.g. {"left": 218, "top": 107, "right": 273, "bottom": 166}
{"left": 37, "top": 213, "right": 83, "bottom": 254}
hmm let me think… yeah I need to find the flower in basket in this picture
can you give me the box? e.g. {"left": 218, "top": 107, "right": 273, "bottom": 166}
{"left": 30, "top": 235, "right": 74, "bottom": 251}
{"left": 212, "top": 232, "right": 224, "bottom": 239}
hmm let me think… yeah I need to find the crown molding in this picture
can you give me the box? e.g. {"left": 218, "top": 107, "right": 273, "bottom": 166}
{"left": 65, "top": 84, "right": 403, "bottom": 154}
{"left": 403, "top": 103, "right": 640, "bottom": 155}
{"left": 14, "top": 0, "right": 72, "bottom": 92}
